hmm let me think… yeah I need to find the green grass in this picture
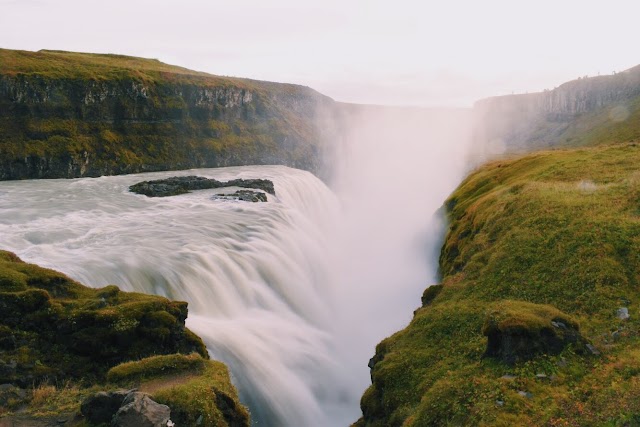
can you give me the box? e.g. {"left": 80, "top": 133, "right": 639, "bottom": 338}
{"left": 358, "top": 142, "right": 640, "bottom": 426}
{"left": 105, "top": 354, "right": 249, "bottom": 426}
{"left": 153, "top": 360, "right": 250, "bottom": 427}
{"left": 106, "top": 353, "right": 206, "bottom": 384}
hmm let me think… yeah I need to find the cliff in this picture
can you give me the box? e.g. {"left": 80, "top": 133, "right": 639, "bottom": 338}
{"left": 0, "top": 49, "right": 336, "bottom": 180}
{"left": 356, "top": 142, "right": 640, "bottom": 426}
{"left": 473, "top": 64, "right": 640, "bottom": 154}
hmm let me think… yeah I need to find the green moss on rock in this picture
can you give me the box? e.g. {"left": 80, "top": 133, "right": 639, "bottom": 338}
{"left": 0, "top": 250, "right": 207, "bottom": 387}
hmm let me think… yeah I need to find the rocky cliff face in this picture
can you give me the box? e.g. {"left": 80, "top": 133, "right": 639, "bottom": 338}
{"left": 0, "top": 49, "right": 337, "bottom": 180}
{"left": 473, "top": 64, "right": 640, "bottom": 153}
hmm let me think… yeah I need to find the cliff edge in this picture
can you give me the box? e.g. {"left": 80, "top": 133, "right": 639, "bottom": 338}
{"left": 0, "top": 49, "right": 336, "bottom": 180}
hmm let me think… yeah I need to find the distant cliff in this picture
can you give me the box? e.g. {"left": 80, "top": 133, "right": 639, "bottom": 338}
{"left": 0, "top": 49, "right": 337, "bottom": 180}
{"left": 473, "top": 64, "right": 640, "bottom": 153}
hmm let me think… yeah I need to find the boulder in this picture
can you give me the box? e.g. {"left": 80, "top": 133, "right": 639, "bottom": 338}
{"left": 80, "top": 389, "right": 131, "bottom": 425}
{"left": 483, "top": 300, "right": 585, "bottom": 365}
{"left": 112, "top": 392, "right": 171, "bottom": 427}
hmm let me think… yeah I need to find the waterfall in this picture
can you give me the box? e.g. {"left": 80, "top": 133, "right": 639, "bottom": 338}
{"left": 0, "top": 107, "right": 473, "bottom": 426}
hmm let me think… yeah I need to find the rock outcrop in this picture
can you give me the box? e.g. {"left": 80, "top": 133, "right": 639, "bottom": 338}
{"left": 112, "top": 392, "right": 171, "bottom": 427}
{"left": 129, "top": 176, "right": 275, "bottom": 197}
{"left": 0, "top": 49, "right": 338, "bottom": 180}
{"left": 482, "top": 300, "right": 586, "bottom": 365}
{"left": 0, "top": 250, "right": 208, "bottom": 386}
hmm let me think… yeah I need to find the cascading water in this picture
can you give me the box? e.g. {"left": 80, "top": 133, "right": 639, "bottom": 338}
{"left": 0, "top": 107, "right": 474, "bottom": 426}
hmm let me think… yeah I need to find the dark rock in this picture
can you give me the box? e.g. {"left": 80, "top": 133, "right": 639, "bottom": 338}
{"left": 551, "top": 320, "right": 567, "bottom": 329}
{"left": 482, "top": 300, "right": 586, "bottom": 365}
{"left": 215, "top": 389, "right": 249, "bottom": 427}
{"left": 129, "top": 176, "right": 275, "bottom": 198}
{"left": 586, "top": 344, "right": 601, "bottom": 356}
{"left": 212, "top": 190, "right": 268, "bottom": 203}
{"left": 80, "top": 389, "right": 132, "bottom": 425}
{"left": 112, "top": 392, "right": 171, "bottom": 427}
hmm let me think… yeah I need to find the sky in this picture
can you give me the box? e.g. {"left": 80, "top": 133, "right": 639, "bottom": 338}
{"left": 1, "top": 0, "right": 639, "bottom": 106}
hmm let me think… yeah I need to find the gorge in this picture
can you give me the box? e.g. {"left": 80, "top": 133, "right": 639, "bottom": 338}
{"left": 3, "top": 48, "right": 640, "bottom": 426}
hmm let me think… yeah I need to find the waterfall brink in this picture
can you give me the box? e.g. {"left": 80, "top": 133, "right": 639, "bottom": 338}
{"left": 0, "top": 165, "right": 349, "bottom": 426}
{"left": 0, "top": 108, "right": 473, "bottom": 426}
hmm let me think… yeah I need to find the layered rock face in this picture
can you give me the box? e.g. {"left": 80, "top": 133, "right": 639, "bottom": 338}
{"left": 473, "top": 64, "right": 640, "bottom": 153}
{"left": 0, "top": 49, "right": 337, "bottom": 180}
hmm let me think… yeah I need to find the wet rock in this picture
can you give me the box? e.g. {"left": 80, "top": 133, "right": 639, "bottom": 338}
{"left": 80, "top": 389, "right": 132, "bottom": 425}
{"left": 129, "top": 176, "right": 275, "bottom": 197}
{"left": 212, "top": 190, "right": 268, "bottom": 202}
{"left": 112, "top": 392, "right": 171, "bottom": 427}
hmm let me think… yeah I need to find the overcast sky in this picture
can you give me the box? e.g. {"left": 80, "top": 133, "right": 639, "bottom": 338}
{"left": 1, "top": 0, "right": 639, "bottom": 106}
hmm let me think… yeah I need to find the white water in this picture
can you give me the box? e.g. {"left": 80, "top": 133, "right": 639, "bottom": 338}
{"left": 0, "top": 108, "right": 473, "bottom": 426}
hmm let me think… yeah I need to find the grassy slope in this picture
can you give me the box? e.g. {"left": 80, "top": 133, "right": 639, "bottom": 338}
{"left": 0, "top": 49, "right": 329, "bottom": 179}
{"left": 0, "top": 250, "right": 248, "bottom": 425}
{"left": 358, "top": 142, "right": 640, "bottom": 426}
{"left": 0, "top": 48, "right": 306, "bottom": 97}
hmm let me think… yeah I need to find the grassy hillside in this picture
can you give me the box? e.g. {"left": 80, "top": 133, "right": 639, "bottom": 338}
{"left": 357, "top": 142, "right": 640, "bottom": 426}
{"left": 0, "top": 49, "right": 334, "bottom": 180}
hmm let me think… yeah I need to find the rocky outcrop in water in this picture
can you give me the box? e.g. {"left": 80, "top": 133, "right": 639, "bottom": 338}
{"left": 0, "top": 49, "right": 337, "bottom": 180}
{"left": 212, "top": 190, "right": 268, "bottom": 202}
{"left": 129, "top": 176, "right": 275, "bottom": 197}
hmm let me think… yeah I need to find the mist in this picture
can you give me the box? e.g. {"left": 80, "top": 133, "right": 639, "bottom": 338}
{"left": 322, "top": 104, "right": 475, "bottom": 420}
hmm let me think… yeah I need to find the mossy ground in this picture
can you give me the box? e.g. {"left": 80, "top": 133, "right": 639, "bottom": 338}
{"left": 107, "top": 354, "right": 249, "bottom": 427}
{"left": 0, "top": 251, "right": 248, "bottom": 425}
{"left": 358, "top": 142, "right": 640, "bottom": 426}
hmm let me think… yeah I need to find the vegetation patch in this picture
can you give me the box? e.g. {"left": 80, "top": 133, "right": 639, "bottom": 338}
{"left": 483, "top": 300, "right": 585, "bottom": 364}
{"left": 107, "top": 353, "right": 206, "bottom": 385}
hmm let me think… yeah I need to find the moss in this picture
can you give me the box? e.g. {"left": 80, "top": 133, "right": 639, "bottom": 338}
{"left": 106, "top": 353, "right": 206, "bottom": 385}
{"left": 482, "top": 300, "right": 579, "bottom": 337}
{"left": 359, "top": 143, "right": 640, "bottom": 426}
{"left": 153, "top": 360, "right": 250, "bottom": 427}
{"left": 0, "top": 250, "right": 208, "bottom": 386}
